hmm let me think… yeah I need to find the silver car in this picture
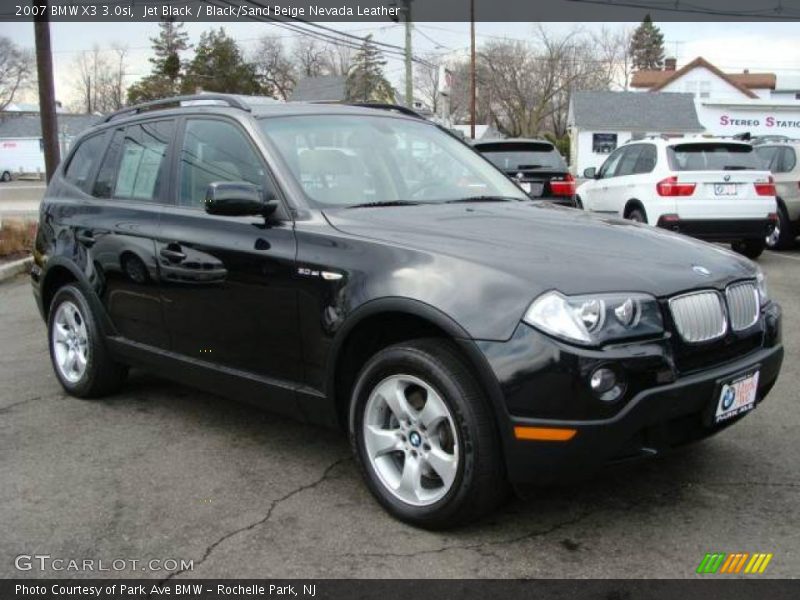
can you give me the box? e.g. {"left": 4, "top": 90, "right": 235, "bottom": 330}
{"left": 755, "top": 141, "right": 799, "bottom": 250}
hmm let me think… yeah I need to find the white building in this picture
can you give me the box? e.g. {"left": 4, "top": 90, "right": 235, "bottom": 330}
{"left": 631, "top": 57, "right": 800, "bottom": 139}
{"left": 567, "top": 91, "right": 704, "bottom": 175}
{"left": 0, "top": 114, "right": 100, "bottom": 176}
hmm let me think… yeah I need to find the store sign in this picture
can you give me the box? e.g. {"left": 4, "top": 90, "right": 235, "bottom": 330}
{"left": 719, "top": 114, "right": 800, "bottom": 130}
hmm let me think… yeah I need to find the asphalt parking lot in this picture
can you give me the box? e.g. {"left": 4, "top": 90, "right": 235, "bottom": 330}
{"left": 1, "top": 249, "right": 798, "bottom": 580}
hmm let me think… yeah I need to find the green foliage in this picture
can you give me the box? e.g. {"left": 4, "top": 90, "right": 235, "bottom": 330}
{"left": 345, "top": 35, "right": 394, "bottom": 103}
{"left": 126, "top": 19, "right": 189, "bottom": 104}
{"left": 181, "top": 28, "right": 262, "bottom": 95}
{"left": 544, "top": 132, "right": 569, "bottom": 161}
{"left": 629, "top": 14, "right": 665, "bottom": 71}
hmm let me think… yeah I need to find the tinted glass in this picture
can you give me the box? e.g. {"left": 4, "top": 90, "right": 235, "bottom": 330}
{"left": 755, "top": 146, "right": 780, "bottom": 171}
{"left": 259, "top": 115, "right": 527, "bottom": 208}
{"left": 668, "top": 143, "right": 759, "bottom": 171}
{"left": 114, "top": 121, "right": 174, "bottom": 201}
{"left": 475, "top": 142, "right": 565, "bottom": 171}
{"left": 93, "top": 129, "right": 124, "bottom": 198}
{"left": 633, "top": 144, "right": 657, "bottom": 174}
{"left": 615, "top": 145, "right": 644, "bottom": 177}
{"left": 598, "top": 147, "right": 625, "bottom": 178}
{"left": 64, "top": 133, "right": 106, "bottom": 190}
{"left": 179, "top": 119, "right": 266, "bottom": 208}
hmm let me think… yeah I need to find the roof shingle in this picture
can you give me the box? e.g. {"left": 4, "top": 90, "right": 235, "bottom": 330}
{"left": 569, "top": 91, "right": 704, "bottom": 132}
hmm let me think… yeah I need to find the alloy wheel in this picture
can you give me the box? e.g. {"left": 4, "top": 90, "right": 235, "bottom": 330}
{"left": 362, "top": 374, "right": 459, "bottom": 507}
{"left": 52, "top": 301, "right": 89, "bottom": 383}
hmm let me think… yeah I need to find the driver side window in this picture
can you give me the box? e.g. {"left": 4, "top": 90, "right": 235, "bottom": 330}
{"left": 598, "top": 147, "right": 626, "bottom": 179}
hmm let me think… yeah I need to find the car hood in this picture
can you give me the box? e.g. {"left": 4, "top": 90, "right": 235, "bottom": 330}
{"left": 323, "top": 202, "right": 756, "bottom": 299}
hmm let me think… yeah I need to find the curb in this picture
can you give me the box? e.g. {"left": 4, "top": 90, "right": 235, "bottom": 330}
{"left": 0, "top": 256, "right": 33, "bottom": 283}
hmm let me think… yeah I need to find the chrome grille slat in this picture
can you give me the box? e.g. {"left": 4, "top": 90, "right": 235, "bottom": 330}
{"left": 669, "top": 291, "right": 727, "bottom": 343}
{"left": 726, "top": 282, "right": 759, "bottom": 331}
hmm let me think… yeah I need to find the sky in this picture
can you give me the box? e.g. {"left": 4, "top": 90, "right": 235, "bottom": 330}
{"left": 2, "top": 20, "right": 800, "bottom": 107}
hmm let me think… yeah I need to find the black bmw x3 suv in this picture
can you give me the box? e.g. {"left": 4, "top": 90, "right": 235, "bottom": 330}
{"left": 32, "top": 95, "right": 783, "bottom": 529}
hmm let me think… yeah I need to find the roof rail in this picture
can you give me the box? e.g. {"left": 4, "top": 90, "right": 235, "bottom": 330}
{"left": 348, "top": 103, "right": 427, "bottom": 120}
{"left": 103, "top": 94, "right": 251, "bottom": 123}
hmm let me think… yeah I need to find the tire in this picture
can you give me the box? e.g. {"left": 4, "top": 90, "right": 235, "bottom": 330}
{"left": 1, "top": 171, "right": 11, "bottom": 182}
{"left": 765, "top": 205, "right": 795, "bottom": 250}
{"left": 626, "top": 206, "right": 647, "bottom": 224}
{"left": 575, "top": 195, "right": 584, "bottom": 210}
{"left": 350, "top": 338, "right": 508, "bottom": 529}
{"left": 732, "top": 239, "right": 765, "bottom": 259}
{"left": 48, "top": 284, "right": 127, "bottom": 398}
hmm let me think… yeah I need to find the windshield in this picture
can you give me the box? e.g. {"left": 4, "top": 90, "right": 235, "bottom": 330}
{"left": 667, "top": 143, "right": 760, "bottom": 171}
{"left": 475, "top": 142, "right": 565, "bottom": 171}
{"left": 258, "top": 115, "right": 527, "bottom": 208}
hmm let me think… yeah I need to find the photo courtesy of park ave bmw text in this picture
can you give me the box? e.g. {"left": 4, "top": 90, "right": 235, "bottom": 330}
{"left": 1, "top": 0, "right": 800, "bottom": 598}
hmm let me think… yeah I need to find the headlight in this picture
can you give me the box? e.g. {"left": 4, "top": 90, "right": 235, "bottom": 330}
{"left": 523, "top": 291, "right": 664, "bottom": 346}
{"left": 756, "top": 267, "right": 769, "bottom": 306}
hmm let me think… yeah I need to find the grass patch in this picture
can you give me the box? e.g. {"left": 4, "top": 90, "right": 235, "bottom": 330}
{"left": 0, "top": 218, "right": 37, "bottom": 260}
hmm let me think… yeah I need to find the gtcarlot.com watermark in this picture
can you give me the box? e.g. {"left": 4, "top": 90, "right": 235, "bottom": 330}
{"left": 14, "top": 554, "right": 193, "bottom": 573}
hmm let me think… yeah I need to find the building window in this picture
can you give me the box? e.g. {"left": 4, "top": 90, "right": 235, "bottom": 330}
{"left": 592, "top": 133, "right": 617, "bottom": 154}
{"left": 699, "top": 81, "right": 711, "bottom": 99}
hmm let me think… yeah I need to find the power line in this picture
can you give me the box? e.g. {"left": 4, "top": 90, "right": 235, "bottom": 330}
{"left": 563, "top": 0, "right": 800, "bottom": 20}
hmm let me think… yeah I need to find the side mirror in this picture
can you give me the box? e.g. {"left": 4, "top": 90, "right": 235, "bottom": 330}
{"left": 204, "top": 182, "right": 278, "bottom": 218}
{"left": 583, "top": 167, "right": 597, "bottom": 179}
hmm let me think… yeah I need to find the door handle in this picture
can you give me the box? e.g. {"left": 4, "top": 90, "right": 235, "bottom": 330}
{"left": 76, "top": 231, "right": 95, "bottom": 247}
{"left": 160, "top": 245, "right": 186, "bottom": 262}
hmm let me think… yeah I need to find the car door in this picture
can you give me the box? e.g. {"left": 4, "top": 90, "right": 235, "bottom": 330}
{"left": 775, "top": 147, "right": 800, "bottom": 220}
{"left": 65, "top": 119, "right": 175, "bottom": 348}
{"left": 587, "top": 146, "right": 626, "bottom": 213}
{"left": 603, "top": 144, "right": 644, "bottom": 217}
{"left": 156, "top": 115, "right": 302, "bottom": 387}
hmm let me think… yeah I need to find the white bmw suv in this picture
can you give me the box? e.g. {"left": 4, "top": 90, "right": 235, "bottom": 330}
{"left": 576, "top": 137, "right": 778, "bottom": 258}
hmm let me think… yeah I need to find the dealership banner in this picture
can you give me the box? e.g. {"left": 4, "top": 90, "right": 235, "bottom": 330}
{"left": 4, "top": 0, "right": 800, "bottom": 22}
{"left": 3, "top": 580, "right": 800, "bottom": 599}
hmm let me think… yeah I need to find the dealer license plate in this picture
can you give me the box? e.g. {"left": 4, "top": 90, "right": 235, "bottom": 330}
{"left": 521, "top": 182, "right": 543, "bottom": 197}
{"left": 714, "top": 371, "right": 759, "bottom": 424}
{"left": 714, "top": 183, "right": 738, "bottom": 196}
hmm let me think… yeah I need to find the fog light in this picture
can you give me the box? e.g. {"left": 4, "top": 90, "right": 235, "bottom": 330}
{"left": 589, "top": 367, "right": 625, "bottom": 403}
{"left": 590, "top": 368, "right": 616, "bottom": 393}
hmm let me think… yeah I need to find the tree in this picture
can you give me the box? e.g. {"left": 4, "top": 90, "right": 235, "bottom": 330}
{"left": 413, "top": 54, "right": 442, "bottom": 113}
{"left": 629, "top": 15, "right": 665, "bottom": 71}
{"left": 181, "top": 28, "right": 261, "bottom": 95}
{"left": 293, "top": 38, "right": 327, "bottom": 78}
{"left": 72, "top": 44, "right": 128, "bottom": 113}
{"left": 253, "top": 36, "right": 296, "bottom": 100}
{"left": 0, "top": 37, "right": 34, "bottom": 111}
{"left": 149, "top": 19, "right": 190, "bottom": 84}
{"left": 345, "top": 35, "right": 394, "bottom": 103}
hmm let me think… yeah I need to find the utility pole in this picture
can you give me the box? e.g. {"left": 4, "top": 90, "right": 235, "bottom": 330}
{"left": 403, "top": 0, "right": 413, "bottom": 108}
{"left": 470, "top": 0, "right": 476, "bottom": 139}
{"left": 34, "top": 7, "right": 60, "bottom": 182}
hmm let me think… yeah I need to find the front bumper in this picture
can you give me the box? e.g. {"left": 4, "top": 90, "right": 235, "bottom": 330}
{"left": 656, "top": 216, "right": 775, "bottom": 242}
{"left": 477, "top": 302, "right": 783, "bottom": 486}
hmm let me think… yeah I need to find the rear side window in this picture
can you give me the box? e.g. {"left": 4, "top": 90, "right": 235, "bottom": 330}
{"left": 667, "top": 143, "right": 759, "bottom": 171}
{"left": 64, "top": 133, "right": 106, "bottom": 190}
{"left": 779, "top": 147, "right": 797, "bottom": 173}
{"left": 633, "top": 144, "right": 657, "bottom": 174}
{"left": 475, "top": 142, "right": 565, "bottom": 171}
{"left": 755, "top": 146, "right": 780, "bottom": 171}
{"left": 92, "top": 120, "right": 175, "bottom": 201}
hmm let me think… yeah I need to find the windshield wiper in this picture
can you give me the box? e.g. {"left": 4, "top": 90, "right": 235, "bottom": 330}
{"left": 444, "top": 196, "right": 521, "bottom": 204}
{"left": 347, "top": 200, "right": 423, "bottom": 209}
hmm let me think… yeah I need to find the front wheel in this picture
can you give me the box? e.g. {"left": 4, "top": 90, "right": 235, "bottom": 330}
{"left": 732, "top": 239, "right": 766, "bottom": 259}
{"left": 350, "top": 339, "right": 508, "bottom": 529}
{"left": 48, "top": 284, "right": 127, "bottom": 398}
{"left": 1, "top": 171, "right": 11, "bottom": 182}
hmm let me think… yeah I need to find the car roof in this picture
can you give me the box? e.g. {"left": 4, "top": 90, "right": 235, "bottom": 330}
{"left": 473, "top": 138, "right": 555, "bottom": 147}
{"left": 87, "top": 94, "right": 427, "bottom": 134}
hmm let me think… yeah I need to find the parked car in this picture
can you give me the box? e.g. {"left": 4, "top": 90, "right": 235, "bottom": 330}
{"left": 753, "top": 140, "right": 799, "bottom": 250}
{"left": 472, "top": 138, "right": 576, "bottom": 206}
{"left": 577, "top": 137, "right": 778, "bottom": 259}
{"left": 32, "top": 96, "right": 783, "bottom": 529}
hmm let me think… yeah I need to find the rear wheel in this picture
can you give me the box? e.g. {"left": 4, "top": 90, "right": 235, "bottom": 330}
{"left": 626, "top": 206, "right": 647, "bottom": 223}
{"left": 575, "top": 195, "right": 584, "bottom": 210}
{"left": 48, "top": 284, "right": 127, "bottom": 398}
{"left": 350, "top": 338, "right": 508, "bottom": 529}
{"left": 732, "top": 239, "right": 765, "bottom": 259}
{"left": 1, "top": 171, "right": 11, "bottom": 182}
{"left": 765, "top": 205, "right": 794, "bottom": 250}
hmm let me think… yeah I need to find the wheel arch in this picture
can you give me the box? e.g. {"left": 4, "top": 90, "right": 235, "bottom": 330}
{"left": 326, "top": 298, "right": 511, "bottom": 438}
{"left": 40, "top": 258, "right": 115, "bottom": 335}
{"left": 623, "top": 198, "right": 647, "bottom": 221}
